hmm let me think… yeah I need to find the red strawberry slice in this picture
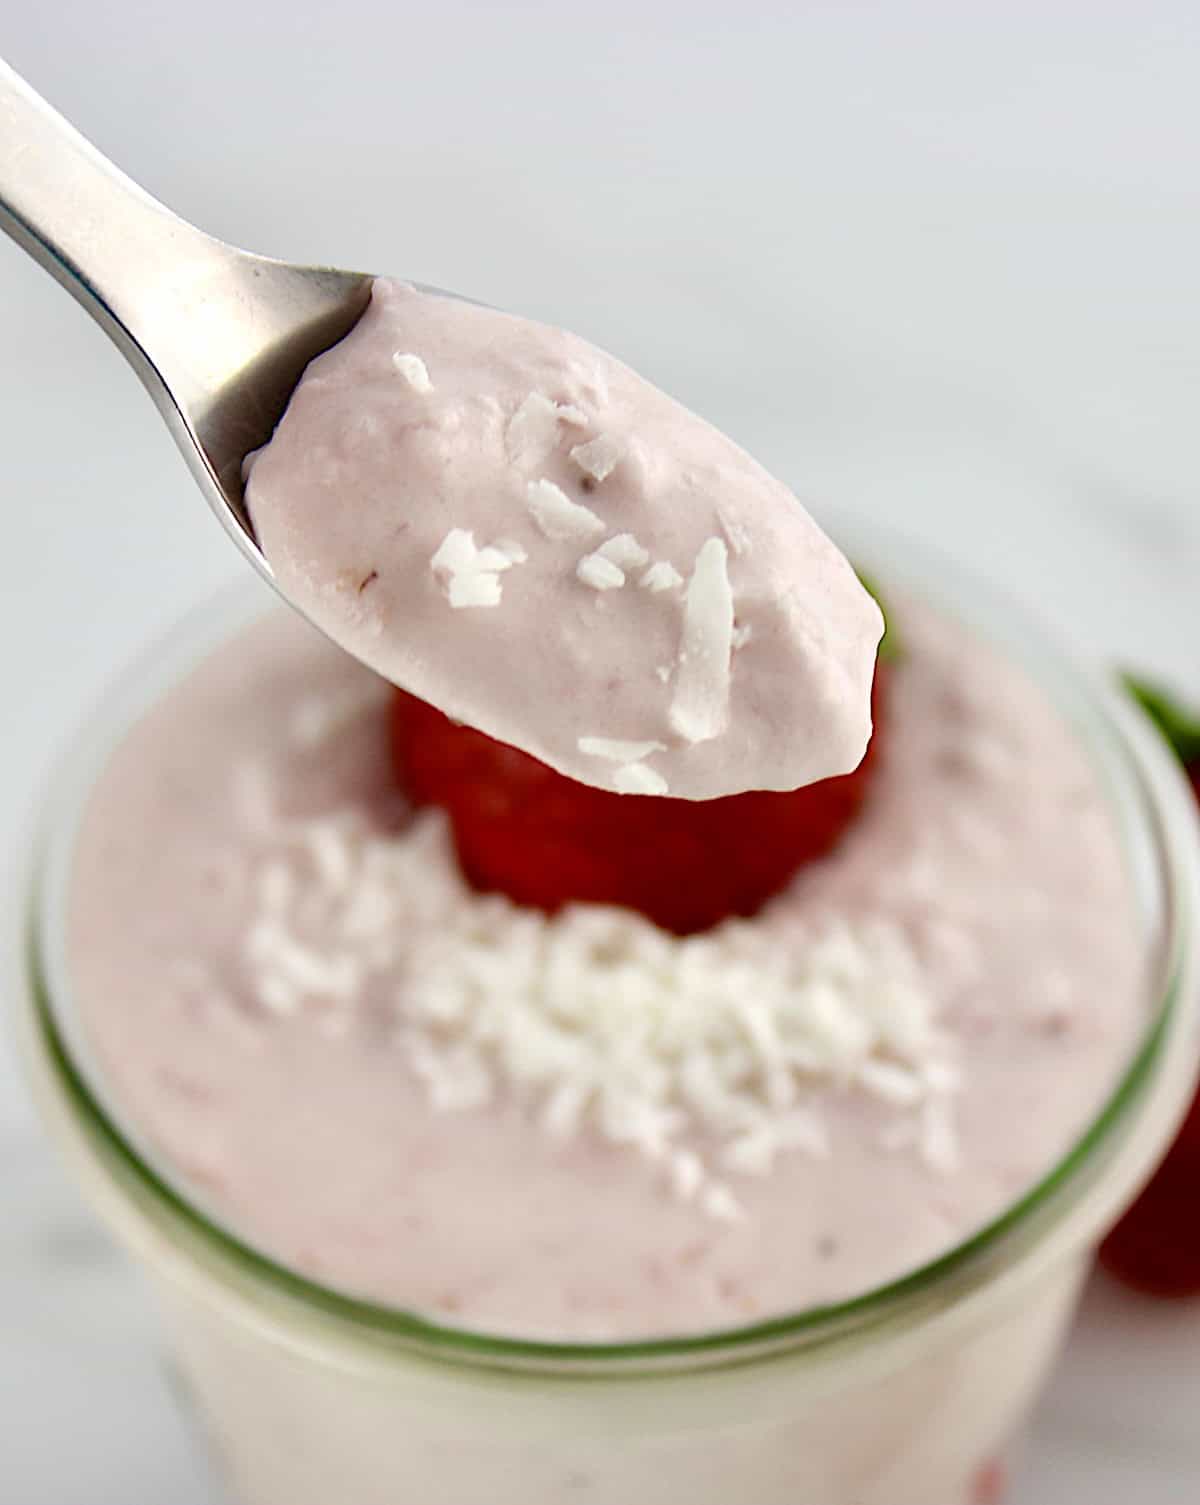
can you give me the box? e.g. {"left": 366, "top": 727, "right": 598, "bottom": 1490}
{"left": 390, "top": 670, "right": 886, "bottom": 936}
{"left": 1099, "top": 1039, "right": 1200, "bottom": 1298}
{"left": 1099, "top": 678, "right": 1200, "bottom": 1298}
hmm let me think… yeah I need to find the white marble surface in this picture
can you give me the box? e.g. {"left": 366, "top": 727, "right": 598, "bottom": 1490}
{"left": 1, "top": 3, "right": 1199, "bottom": 1499}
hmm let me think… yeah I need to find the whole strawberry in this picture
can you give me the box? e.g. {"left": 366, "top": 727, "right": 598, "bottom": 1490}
{"left": 1100, "top": 1088, "right": 1200, "bottom": 1297}
{"left": 391, "top": 669, "right": 886, "bottom": 936}
{"left": 1099, "top": 677, "right": 1200, "bottom": 1297}
{"left": 391, "top": 576, "right": 895, "bottom": 937}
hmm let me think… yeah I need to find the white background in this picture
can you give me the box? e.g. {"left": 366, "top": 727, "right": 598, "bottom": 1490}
{"left": 1, "top": 2, "right": 1198, "bottom": 1500}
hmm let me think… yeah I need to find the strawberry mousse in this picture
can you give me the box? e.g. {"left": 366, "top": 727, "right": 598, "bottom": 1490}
{"left": 243, "top": 279, "right": 883, "bottom": 801}
{"left": 64, "top": 590, "right": 1147, "bottom": 1340}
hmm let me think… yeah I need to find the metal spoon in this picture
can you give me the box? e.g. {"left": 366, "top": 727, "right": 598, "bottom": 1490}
{"left": 0, "top": 56, "right": 372, "bottom": 571}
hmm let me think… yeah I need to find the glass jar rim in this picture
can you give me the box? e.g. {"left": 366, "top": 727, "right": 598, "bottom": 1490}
{"left": 20, "top": 543, "right": 1200, "bottom": 1372}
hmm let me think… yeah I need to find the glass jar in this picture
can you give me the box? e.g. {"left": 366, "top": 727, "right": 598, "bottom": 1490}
{"left": 10, "top": 535, "right": 1200, "bottom": 1505}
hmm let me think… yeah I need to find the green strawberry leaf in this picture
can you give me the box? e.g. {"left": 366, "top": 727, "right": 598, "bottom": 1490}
{"left": 854, "top": 568, "right": 900, "bottom": 664}
{"left": 1123, "top": 675, "right": 1200, "bottom": 768}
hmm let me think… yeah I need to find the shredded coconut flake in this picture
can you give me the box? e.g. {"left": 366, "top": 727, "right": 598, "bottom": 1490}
{"left": 597, "top": 533, "right": 649, "bottom": 570}
{"left": 472, "top": 545, "right": 521, "bottom": 573}
{"left": 858, "top": 1059, "right": 924, "bottom": 1107}
{"left": 732, "top": 623, "right": 754, "bottom": 651}
{"left": 493, "top": 538, "right": 528, "bottom": 564}
{"left": 576, "top": 552, "right": 626, "bottom": 591}
{"left": 669, "top": 538, "right": 734, "bottom": 743}
{"left": 579, "top": 736, "right": 667, "bottom": 763}
{"left": 431, "top": 528, "right": 519, "bottom": 610}
{"left": 447, "top": 572, "right": 502, "bottom": 608}
{"left": 641, "top": 561, "right": 684, "bottom": 593}
{"left": 430, "top": 528, "right": 478, "bottom": 577}
{"left": 391, "top": 351, "right": 432, "bottom": 391}
{"left": 611, "top": 762, "right": 669, "bottom": 796}
{"left": 236, "top": 806, "right": 959, "bottom": 1223}
{"left": 701, "top": 1185, "right": 745, "bottom": 1223}
{"left": 569, "top": 434, "right": 622, "bottom": 482}
{"left": 668, "top": 1149, "right": 705, "bottom": 1201}
{"left": 507, "top": 393, "right": 589, "bottom": 463}
{"left": 506, "top": 393, "right": 560, "bottom": 461}
{"left": 526, "top": 479, "right": 606, "bottom": 542}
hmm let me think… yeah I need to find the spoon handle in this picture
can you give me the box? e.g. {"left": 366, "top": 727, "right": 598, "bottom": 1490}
{"left": 0, "top": 57, "right": 226, "bottom": 404}
{"left": 0, "top": 56, "right": 369, "bottom": 530}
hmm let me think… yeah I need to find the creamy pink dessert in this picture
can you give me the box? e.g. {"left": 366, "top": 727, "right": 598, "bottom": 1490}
{"left": 243, "top": 279, "right": 883, "bottom": 800}
{"left": 66, "top": 593, "right": 1145, "bottom": 1340}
